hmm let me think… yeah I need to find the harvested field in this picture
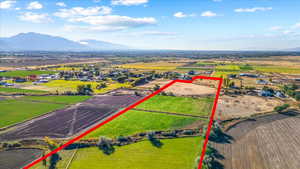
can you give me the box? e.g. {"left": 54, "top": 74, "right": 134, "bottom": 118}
{"left": 212, "top": 113, "right": 300, "bottom": 169}
{"left": 137, "top": 79, "right": 216, "bottom": 96}
{"left": 217, "top": 95, "right": 282, "bottom": 120}
{"left": 0, "top": 148, "right": 43, "bottom": 169}
{"left": 0, "top": 95, "right": 142, "bottom": 141}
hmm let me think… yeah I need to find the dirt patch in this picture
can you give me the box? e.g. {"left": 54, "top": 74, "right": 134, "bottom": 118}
{"left": 137, "top": 79, "right": 216, "bottom": 96}
{"left": 216, "top": 95, "right": 282, "bottom": 120}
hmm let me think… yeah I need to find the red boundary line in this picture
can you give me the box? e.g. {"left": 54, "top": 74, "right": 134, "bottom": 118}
{"left": 23, "top": 75, "right": 223, "bottom": 169}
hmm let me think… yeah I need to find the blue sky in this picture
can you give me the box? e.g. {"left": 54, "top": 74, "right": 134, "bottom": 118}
{"left": 1, "top": 0, "right": 300, "bottom": 50}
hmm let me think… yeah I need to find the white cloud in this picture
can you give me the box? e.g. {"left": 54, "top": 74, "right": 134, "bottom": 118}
{"left": 78, "top": 41, "right": 89, "bottom": 45}
{"left": 57, "top": 5, "right": 156, "bottom": 32}
{"left": 292, "top": 22, "right": 300, "bottom": 29}
{"left": 19, "top": 12, "right": 51, "bottom": 23}
{"left": 212, "top": 0, "right": 222, "bottom": 2}
{"left": 111, "top": 0, "right": 148, "bottom": 6}
{"left": 269, "top": 26, "right": 283, "bottom": 31}
{"left": 173, "top": 12, "right": 195, "bottom": 18}
{"left": 63, "top": 25, "right": 128, "bottom": 32}
{"left": 27, "top": 1, "right": 43, "bottom": 10}
{"left": 56, "top": 2, "right": 66, "bottom": 7}
{"left": 234, "top": 7, "right": 272, "bottom": 13}
{"left": 54, "top": 6, "right": 112, "bottom": 18}
{"left": 174, "top": 12, "right": 187, "bottom": 18}
{"left": 283, "top": 30, "right": 294, "bottom": 35}
{"left": 140, "top": 31, "right": 177, "bottom": 36}
{"left": 0, "top": 0, "right": 16, "bottom": 9}
{"left": 68, "top": 15, "right": 156, "bottom": 26}
{"left": 201, "top": 11, "right": 217, "bottom": 17}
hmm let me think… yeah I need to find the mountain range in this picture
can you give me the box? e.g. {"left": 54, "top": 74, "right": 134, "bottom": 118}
{"left": 286, "top": 47, "right": 300, "bottom": 51}
{"left": 0, "top": 32, "right": 130, "bottom": 51}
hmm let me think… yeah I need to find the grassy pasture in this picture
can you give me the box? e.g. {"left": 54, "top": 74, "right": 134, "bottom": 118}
{"left": 0, "top": 96, "right": 90, "bottom": 128}
{"left": 196, "top": 61, "right": 217, "bottom": 66}
{"left": 0, "top": 70, "right": 55, "bottom": 77}
{"left": 216, "top": 64, "right": 241, "bottom": 71}
{"left": 70, "top": 137, "right": 202, "bottom": 169}
{"left": 0, "top": 87, "right": 48, "bottom": 94}
{"left": 85, "top": 110, "right": 199, "bottom": 138}
{"left": 212, "top": 71, "right": 239, "bottom": 77}
{"left": 32, "top": 137, "right": 202, "bottom": 169}
{"left": 137, "top": 95, "right": 214, "bottom": 116}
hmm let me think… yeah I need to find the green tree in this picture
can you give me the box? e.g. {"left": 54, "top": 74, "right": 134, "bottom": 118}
{"left": 153, "top": 84, "right": 160, "bottom": 91}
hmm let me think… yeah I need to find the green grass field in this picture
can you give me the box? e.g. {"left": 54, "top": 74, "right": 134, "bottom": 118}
{"left": 0, "top": 96, "right": 90, "bottom": 128}
{"left": 196, "top": 61, "right": 217, "bottom": 66}
{"left": 32, "top": 137, "right": 202, "bottom": 169}
{"left": 85, "top": 110, "right": 199, "bottom": 139}
{"left": 0, "top": 70, "right": 55, "bottom": 77}
{"left": 0, "top": 87, "right": 48, "bottom": 94}
{"left": 212, "top": 71, "right": 238, "bottom": 77}
{"left": 216, "top": 64, "right": 241, "bottom": 71}
{"left": 70, "top": 137, "right": 202, "bottom": 169}
{"left": 137, "top": 95, "right": 214, "bottom": 116}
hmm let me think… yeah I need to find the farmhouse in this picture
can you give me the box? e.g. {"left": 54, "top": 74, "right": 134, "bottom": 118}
{"left": 13, "top": 77, "right": 27, "bottom": 83}
{"left": 259, "top": 90, "right": 273, "bottom": 97}
{"left": 256, "top": 79, "right": 268, "bottom": 85}
{"left": 240, "top": 73, "right": 259, "bottom": 78}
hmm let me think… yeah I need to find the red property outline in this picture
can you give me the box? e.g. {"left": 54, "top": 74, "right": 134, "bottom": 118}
{"left": 23, "top": 76, "right": 223, "bottom": 169}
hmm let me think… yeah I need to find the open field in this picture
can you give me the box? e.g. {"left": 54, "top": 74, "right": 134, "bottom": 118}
{"left": 216, "top": 95, "right": 282, "bottom": 120}
{"left": 24, "top": 80, "right": 132, "bottom": 94}
{"left": 136, "top": 95, "right": 214, "bottom": 116}
{"left": 253, "top": 66, "right": 300, "bottom": 74}
{"left": 0, "top": 87, "right": 48, "bottom": 94}
{"left": 0, "top": 99, "right": 64, "bottom": 128}
{"left": 0, "top": 96, "right": 89, "bottom": 128}
{"left": 117, "top": 61, "right": 185, "bottom": 70}
{"left": 0, "top": 148, "right": 43, "bottom": 169}
{"left": 85, "top": 109, "right": 199, "bottom": 138}
{"left": 31, "top": 137, "right": 202, "bottom": 169}
{"left": 0, "top": 70, "right": 55, "bottom": 77}
{"left": 137, "top": 79, "right": 216, "bottom": 96}
{"left": 70, "top": 137, "right": 202, "bottom": 169}
{"left": 212, "top": 113, "right": 300, "bottom": 169}
{"left": 0, "top": 95, "right": 142, "bottom": 140}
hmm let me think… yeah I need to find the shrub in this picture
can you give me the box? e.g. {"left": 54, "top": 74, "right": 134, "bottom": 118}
{"left": 98, "top": 136, "right": 115, "bottom": 155}
{"left": 274, "top": 104, "right": 290, "bottom": 113}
